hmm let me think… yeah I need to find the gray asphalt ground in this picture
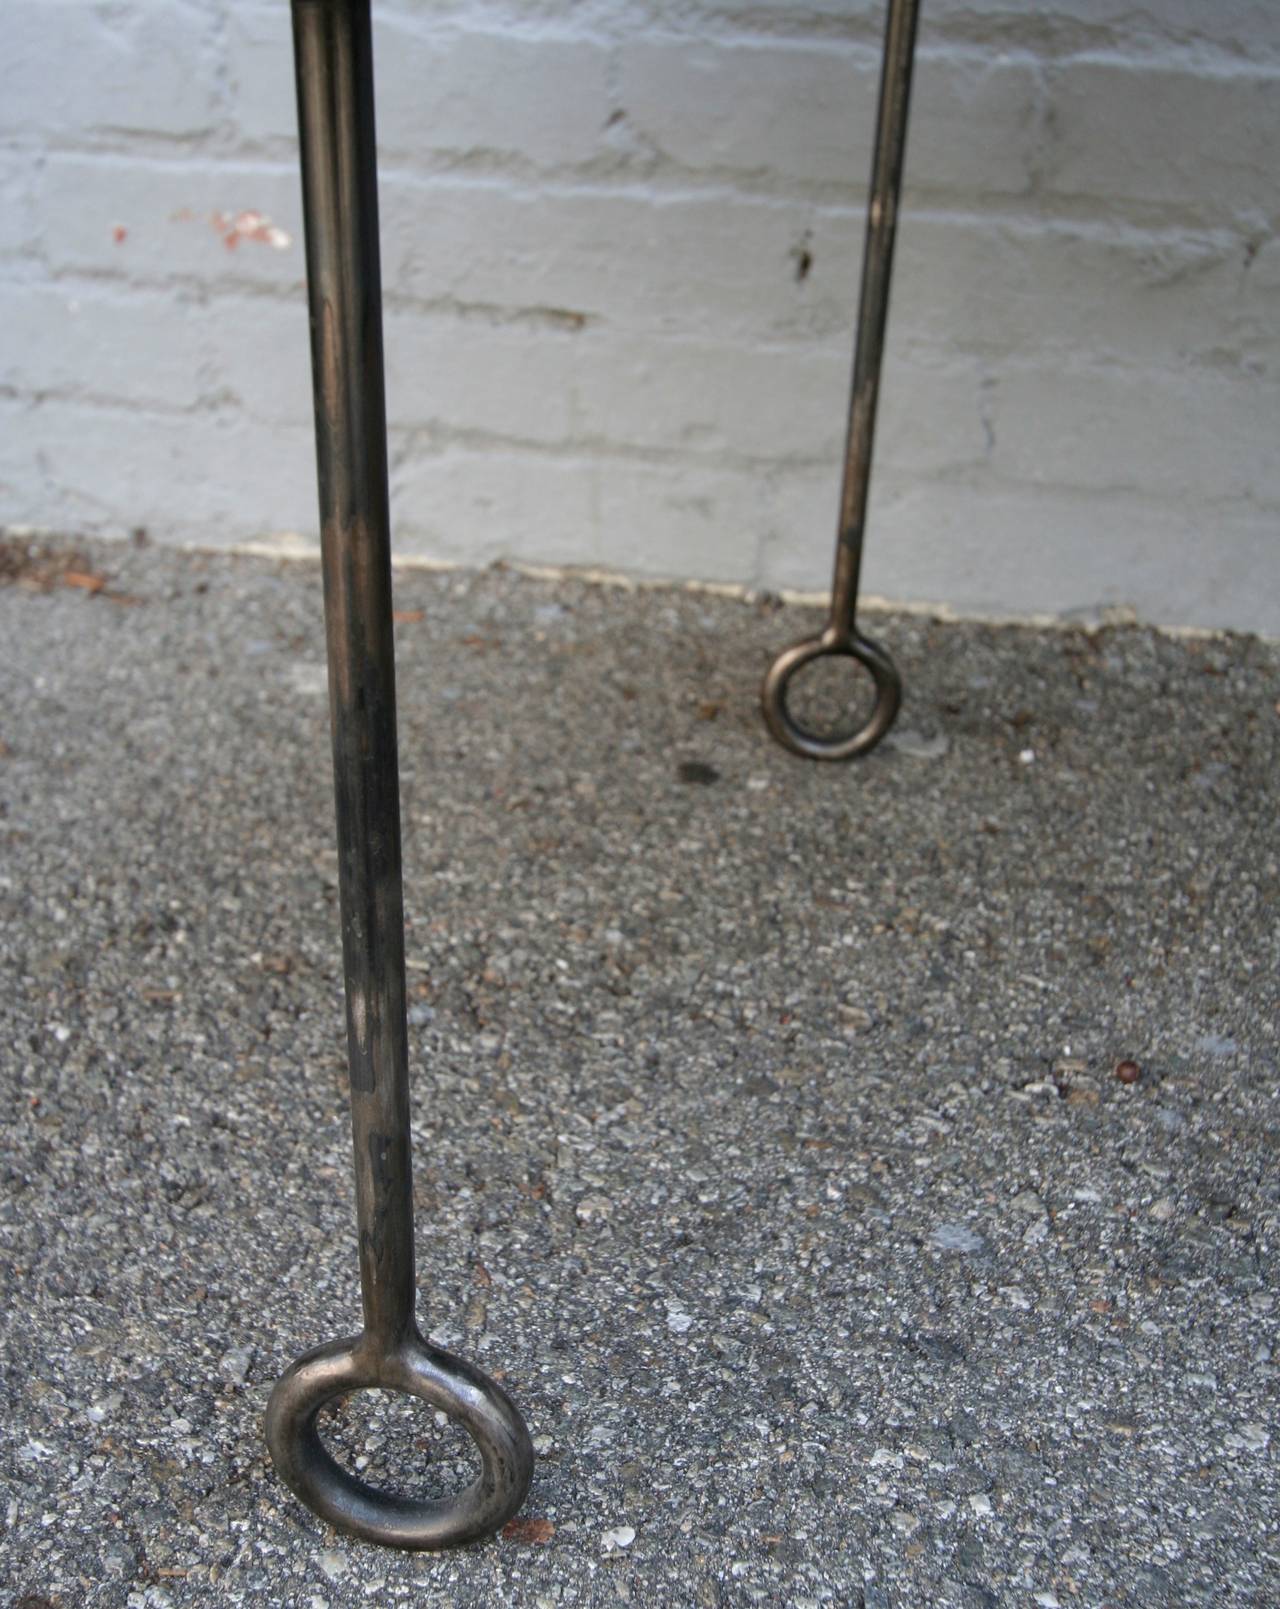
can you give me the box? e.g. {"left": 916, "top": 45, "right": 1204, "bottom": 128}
{"left": 1, "top": 536, "right": 1277, "bottom": 1609}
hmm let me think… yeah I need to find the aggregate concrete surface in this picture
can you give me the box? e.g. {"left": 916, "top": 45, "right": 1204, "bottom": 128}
{"left": 1, "top": 537, "right": 1276, "bottom": 1609}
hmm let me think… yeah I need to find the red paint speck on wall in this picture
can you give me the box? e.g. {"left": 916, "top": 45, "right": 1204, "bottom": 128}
{"left": 210, "top": 210, "right": 292, "bottom": 251}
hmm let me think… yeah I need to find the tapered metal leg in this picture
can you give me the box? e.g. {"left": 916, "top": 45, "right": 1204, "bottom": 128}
{"left": 762, "top": 0, "right": 920, "bottom": 760}
{"left": 266, "top": 0, "right": 532, "bottom": 1549}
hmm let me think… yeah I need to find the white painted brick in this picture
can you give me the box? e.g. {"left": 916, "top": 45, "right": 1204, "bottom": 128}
{"left": 4, "top": 0, "right": 1280, "bottom": 631}
{"left": 990, "top": 368, "right": 1280, "bottom": 506}
{"left": 390, "top": 449, "right": 602, "bottom": 570}
{"left": 892, "top": 217, "right": 1280, "bottom": 383}
{"left": 223, "top": 5, "right": 296, "bottom": 145}
{"left": 39, "top": 156, "right": 304, "bottom": 291}
{"left": 38, "top": 158, "right": 833, "bottom": 343}
{"left": 217, "top": 288, "right": 986, "bottom": 470}
{"left": 0, "top": 155, "right": 39, "bottom": 258}
{"left": 618, "top": 41, "right": 1039, "bottom": 196}
{"left": 50, "top": 158, "right": 1275, "bottom": 388}
{"left": 206, "top": 296, "right": 312, "bottom": 425}
{"left": 558, "top": 337, "right": 852, "bottom": 462}
{"left": 570, "top": 341, "right": 987, "bottom": 473}
{"left": 1, "top": 284, "right": 217, "bottom": 410}
{"left": 925, "top": 0, "right": 1280, "bottom": 61}
{"left": 391, "top": 448, "right": 775, "bottom": 583}
{"left": 379, "top": 28, "right": 609, "bottom": 169}
{"left": 390, "top": 315, "right": 581, "bottom": 447}
{"left": 616, "top": 39, "right": 882, "bottom": 188}
{"left": 0, "top": 399, "right": 314, "bottom": 542}
{"left": 1, "top": 0, "right": 218, "bottom": 141}
{"left": 910, "top": 50, "right": 1041, "bottom": 197}
{"left": 0, "top": 401, "right": 50, "bottom": 530}
{"left": 591, "top": 460, "right": 775, "bottom": 583}
{"left": 1042, "top": 59, "right": 1280, "bottom": 223}
{"left": 669, "top": 0, "right": 1280, "bottom": 60}
{"left": 388, "top": 319, "right": 570, "bottom": 447}
{"left": 228, "top": 6, "right": 610, "bottom": 166}
{"left": 383, "top": 189, "right": 1275, "bottom": 373}
{"left": 216, "top": 296, "right": 588, "bottom": 442}
{"left": 48, "top": 162, "right": 1274, "bottom": 382}
{"left": 215, "top": 298, "right": 599, "bottom": 452}
{"left": 872, "top": 354, "right": 991, "bottom": 478}
{"left": 385, "top": 324, "right": 837, "bottom": 464}
{"left": 762, "top": 477, "right": 1280, "bottom": 636}
{"left": 634, "top": 0, "right": 879, "bottom": 31}
{"left": 380, "top": 178, "right": 846, "bottom": 341}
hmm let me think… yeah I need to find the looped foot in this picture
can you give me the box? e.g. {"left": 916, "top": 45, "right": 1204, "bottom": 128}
{"left": 265, "top": 1330, "right": 533, "bottom": 1549}
{"left": 761, "top": 628, "right": 902, "bottom": 761}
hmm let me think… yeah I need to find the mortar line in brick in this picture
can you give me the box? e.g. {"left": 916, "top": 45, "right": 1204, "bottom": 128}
{"left": 1042, "top": 49, "right": 1280, "bottom": 83}
{"left": 0, "top": 391, "right": 833, "bottom": 476}
{"left": 15, "top": 274, "right": 1271, "bottom": 388}
{"left": 37, "top": 268, "right": 1222, "bottom": 377}
{"left": 11, "top": 194, "right": 1255, "bottom": 264}
{"left": 403, "top": 2, "right": 1280, "bottom": 68}
{"left": 871, "top": 468, "right": 1280, "bottom": 519}
{"left": 388, "top": 422, "right": 839, "bottom": 476}
{"left": 11, "top": 386, "right": 1276, "bottom": 523}
{"left": 367, "top": 1, "right": 886, "bottom": 51}
{"left": 28, "top": 144, "right": 1275, "bottom": 239}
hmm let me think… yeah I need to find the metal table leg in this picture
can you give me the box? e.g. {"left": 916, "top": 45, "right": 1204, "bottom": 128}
{"left": 762, "top": 0, "right": 920, "bottom": 761}
{"left": 265, "top": 0, "right": 532, "bottom": 1549}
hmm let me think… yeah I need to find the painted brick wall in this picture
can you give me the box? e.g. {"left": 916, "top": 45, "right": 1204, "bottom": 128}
{"left": 2, "top": 1, "right": 1278, "bottom": 631}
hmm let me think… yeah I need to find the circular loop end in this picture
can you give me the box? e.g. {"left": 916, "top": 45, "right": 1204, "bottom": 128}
{"left": 761, "top": 631, "right": 902, "bottom": 761}
{"left": 266, "top": 1331, "right": 533, "bottom": 1549}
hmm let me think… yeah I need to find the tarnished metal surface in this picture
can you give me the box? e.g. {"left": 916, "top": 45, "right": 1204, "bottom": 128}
{"left": 265, "top": 0, "right": 532, "bottom": 1548}
{"left": 763, "top": 0, "right": 920, "bottom": 761}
